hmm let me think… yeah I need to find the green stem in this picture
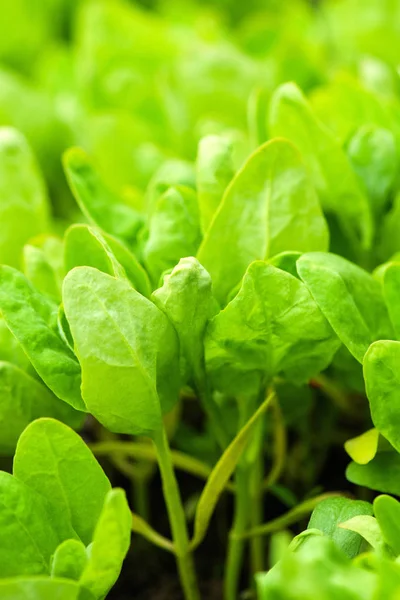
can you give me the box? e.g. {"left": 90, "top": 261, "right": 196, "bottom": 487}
{"left": 249, "top": 449, "right": 264, "bottom": 575}
{"left": 224, "top": 463, "right": 251, "bottom": 600}
{"left": 132, "top": 472, "right": 150, "bottom": 522}
{"left": 153, "top": 426, "right": 200, "bottom": 600}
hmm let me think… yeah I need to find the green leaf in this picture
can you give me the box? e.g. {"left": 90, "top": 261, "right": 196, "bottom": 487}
{"left": 347, "top": 125, "right": 397, "bottom": 216}
{"left": 63, "top": 147, "right": 143, "bottom": 246}
{"left": 64, "top": 225, "right": 125, "bottom": 280}
{"left": 374, "top": 495, "right": 400, "bottom": 556}
{"left": 0, "top": 266, "right": 84, "bottom": 410}
{"left": 0, "top": 577, "right": 80, "bottom": 600}
{"left": 0, "top": 362, "right": 83, "bottom": 455}
{"left": 14, "top": 418, "right": 111, "bottom": 545}
{"left": 198, "top": 138, "right": 329, "bottom": 304}
{"left": 308, "top": 497, "right": 373, "bottom": 558}
{"left": 190, "top": 391, "right": 275, "bottom": 550}
{"left": 339, "top": 515, "right": 388, "bottom": 554}
{"left": 363, "top": 340, "right": 400, "bottom": 451}
{"left": 144, "top": 186, "right": 202, "bottom": 286}
{"left": 297, "top": 252, "right": 393, "bottom": 363}
{"left": 0, "top": 471, "right": 61, "bottom": 577}
{"left": 269, "top": 82, "right": 373, "bottom": 250}
{"left": 347, "top": 452, "right": 400, "bottom": 497}
{"left": 51, "top": 539, "right": 88, "bottom": 581}
{"left": 256, "top": 534, "right": 374, "bottom": 600}
{"left": 23, "top": 244, "right": 61, "bottom": 302}
{"left": 80, "top": 489, "right": 131, "bottom": 600}
{"left": 146, "top": 158, "right": 196, "bottom": 216}
{"left": 0, "top": 127, "right": 49, "bottom": 268}
{"left": 65, "top": 224, "right": 152, "bottom": 297}
{"left": 63, "top": 267, "right": 180, "bottom": 435}
{"left": 344, "top": 428, "right": 379, "bottom": 465}
{"left": 103, "top": 233, "right": 151, "bottom": 298}
{"left": 196, "top": 135, "right": 234, "bottom": 233}
{"left": 205, "top": 261, "right": 339, "bottom": 397}
{"left": 152, "top": 257, "right": 218, "bottom": 385}
{"left": 382, "top": 262, "right": 400, "bottom": 339}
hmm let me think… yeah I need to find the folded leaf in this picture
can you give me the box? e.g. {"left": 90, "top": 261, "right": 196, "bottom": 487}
{"left": 152, "top": 257, "right": 218, "bottom": 385}
{"left": 63, "top": 267, "right": 180, "bottom": 435}
{"left": 0, "top": 362, "right": 83, "bottom": 455}
{"left": 198, "top": 138, "right": 328, "bottom": 304}
{"left": 0, "top": 266, "right": 84, "bottom": 410}
{"left": 80, "top": 489, "right": 131, "bottom": 600}
{"left": 14, "top": 418, "right": 111, "bottom": 545}
{"left": 205, "top": 261, "right": 339, "bottom": 397}
{"left": 51, "top": 539, "right": 88, "bottom": 581}
{"left": 144, "top": 186, "right": 202, "bottom": 285}
{"left": 269, "top": 82, "right": 373, "bottom": 250}
{"left": 0, "top": 472, "right": 61, "bottom": 577}
{"left": 297, "top": 252, "right": 393, "bottom": 363}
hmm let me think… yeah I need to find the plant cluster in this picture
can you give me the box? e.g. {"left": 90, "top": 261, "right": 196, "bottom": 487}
{"left": 3, "top": 1, "right": 400, "bottom": 599}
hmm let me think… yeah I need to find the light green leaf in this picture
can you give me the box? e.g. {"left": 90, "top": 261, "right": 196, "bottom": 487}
{"left": 344, "top": 428, "right": 379, "bottom": 465}
{"left": 144, "top": 186, "right": 202, "bottom": 286}
{"left": 339, "top": 515, "right": 387, "bottom": 554}
{"left": 51, "top": 539, "right": 88, "bottom": 581}
{"left": 146, "top": 158, "right": 196, "bottom": 216}
{"left": 0, "top": 266, "right": 84, "bottom": 410}
{"left": 152, "top": 257, "right": 218, "bottom": 385}
{"left": 103, "top": 233, "right": 151, "bottom": 298}
{"left": 0, "top": 127, "right": 49, "bottom": 268}
{"left": 347, "top": 125, "right": 397, "bottom": 216}
{"left": 0, "top": 577, "right": 80, "bottom": 600}
{"left": 374, "top": 495, "right": 400, "bottom": 556}
{"left": 363, "top": 341, "right": 400, "bottom": 451}
{"left": 14, "top": 418, "right": 111, "bottom": 545}
{"left": 63, "top": 267, "right": 180, "bottom": 435}
{"left": 297, "top": 252, "right": 393, "bottom": 363}
{"left": 63, "top": 148, "right": 143, "bottom": 246}
{"left": 0, "top": 362, "right": 83, "bottom": 455}
{"left": 190, "top": 391, "right": 274, "bottom": 550}
{"left": 205, "top": 261, "right": 339, "bottom": 397}
{"left": 383, "top": 263, "right": 400, "bottom": 339}
{"left": 23, "top": 243, "right": 61, "bottom": 303}
{"left": 347, "top": 452, "right": 400, "bottom": 497}
{"left": 269, "top": 82, "right": 373, "bottom": 250}
{"left": 80, "top": 489, "right": 131, "bottom": 600}
{"left": 198, "top": 138, "right": 329, "bottom": 304}
{"left": 64, "top": 224, "right": 125, "bottom": 280}
{"left": 0, "top": 471, "right": 61, "bottom": 577}
{"left": 65, "top": 225, "right": 151, "bottom": 298}
{"left": 308, "top": 497, "right": 373, "bottom": 558}
{"left": 196, "top": 135, "right": 234, "bottom": 233}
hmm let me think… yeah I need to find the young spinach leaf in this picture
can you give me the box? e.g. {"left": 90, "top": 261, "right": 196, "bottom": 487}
{"left": 0, "top": 266, "right": 84, "bottom": 410}
{"left": 198, "top": 138, "right": 328, "bottom": 304}
{"left": 297, "top": 252, "right": 394, "bottom": 363}
{"left": 13, "top": 418, "right": 111, "bottom": 545}
{"left": 63, "top": 267, "right": 180, "bottom": 434}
